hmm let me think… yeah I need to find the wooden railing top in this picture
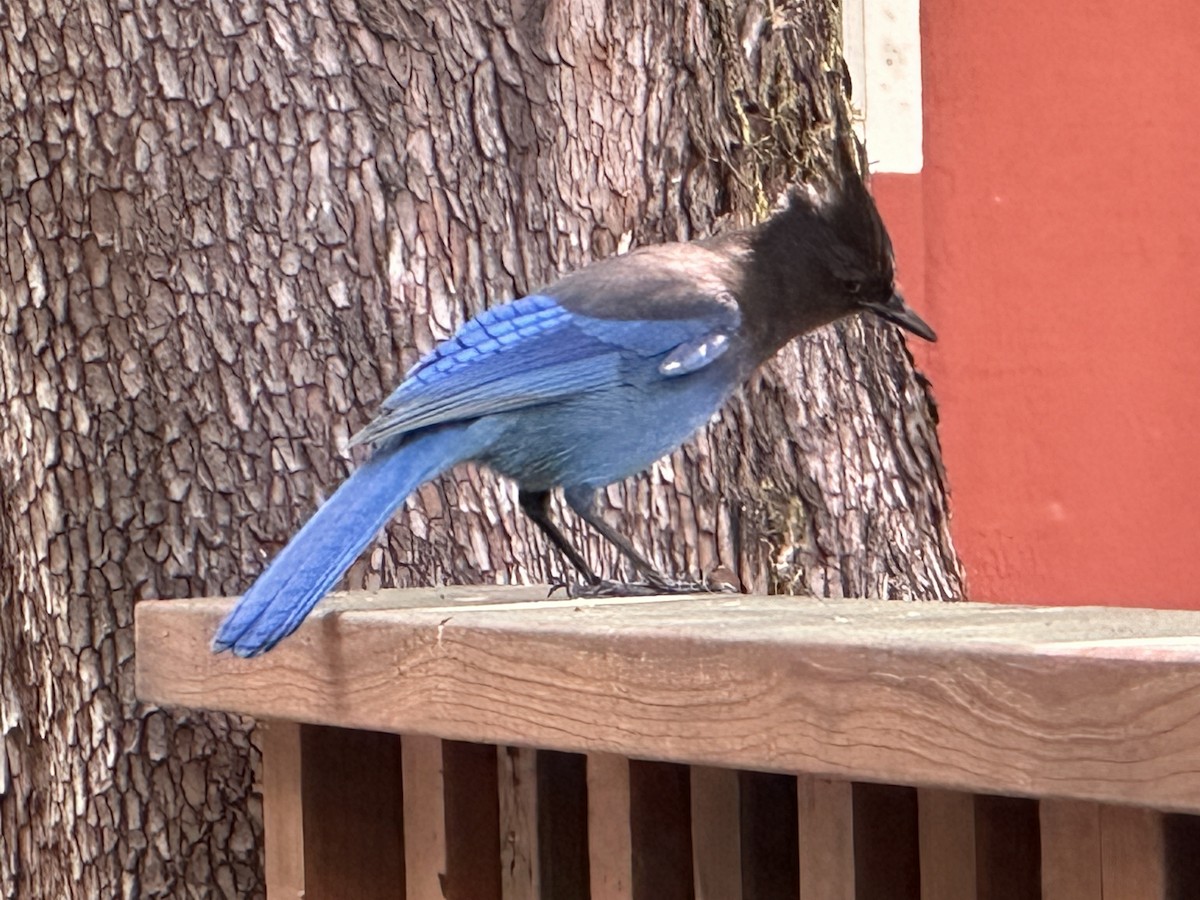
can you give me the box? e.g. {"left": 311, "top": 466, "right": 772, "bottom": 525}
{"left": 136, "top": 588, "right": 1200, "bottom": 813}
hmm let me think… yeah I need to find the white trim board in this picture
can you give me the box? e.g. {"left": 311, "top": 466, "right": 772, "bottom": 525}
{"left": 842, "top": 0, "right": 923, "bottom": 174}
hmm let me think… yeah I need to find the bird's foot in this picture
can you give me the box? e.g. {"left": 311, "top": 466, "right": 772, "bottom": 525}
{"left": 546, "top": 578, "right": 580, "bottom": 599}
{"left": 548, "top": 579, "right": 657, "bottom": 599}
{"left": 568, "top": 575, "right": 739, "bottom": 598}
{"left": 646, "top": 574, "right": 740, "bottom": 595}
{"left": 567, "top": 579, "right": 663, "bottom": 598}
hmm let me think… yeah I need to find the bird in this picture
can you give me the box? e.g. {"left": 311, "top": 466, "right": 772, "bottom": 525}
{"left": 213, "top": 135, "right": 936, "bottom": 657}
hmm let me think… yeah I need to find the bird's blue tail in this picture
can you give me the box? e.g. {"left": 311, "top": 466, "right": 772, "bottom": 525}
{"left": 213, "top": 423, "right": 488, "bottom": 656}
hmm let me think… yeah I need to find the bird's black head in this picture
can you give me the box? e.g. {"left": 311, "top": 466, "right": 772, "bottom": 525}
{"left": 749, "top": 134, "right": 936, "bottom": 344}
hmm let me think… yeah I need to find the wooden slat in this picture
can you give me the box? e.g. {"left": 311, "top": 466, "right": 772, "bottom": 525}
{"left": 975, "top": 795, "right": 1041, "bottom": 900}
{"left": 587, "top": 753, "right": 633, "bottom": 900}
{"left": 399, "top": 737, "right": 502, "bottom": 900}
{"left": 259, "top": 720, "right": 306, "bottom": 900}
{"left": 300, "top": 725, "right": 405, "bottom": 900}
{"left": 919, "top": 789, "right": 977, "bottom": 900}
{"left": 690, "top": 766, "right": 742, "bottom": 900}
{"left": 797, "top": 776, "right": 854, "bottom": 900}
{"left": 499, "top": 747, "right": 539, "bottom": 900}
{"left": 402, "top": 735, "right": 446, "bottom": 900}
{"left": 1099, "top": 805, "right": 1166, "bottom": 900}
{"left": 137, "top": 591, "right": 1200, "bottom": 813}
{"left": 1040, "top": 799, "right": 1102, "bottom": 900}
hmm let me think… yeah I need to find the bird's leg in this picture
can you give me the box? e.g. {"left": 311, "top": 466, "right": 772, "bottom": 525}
{"left": 563, "top": 486, "right": 721, "bottom": 595}
{"left": 518, "top": 489, "right": 602, "bottom": 588}
{"left": 564, "top": 489, "right": 671, "bottom": 587}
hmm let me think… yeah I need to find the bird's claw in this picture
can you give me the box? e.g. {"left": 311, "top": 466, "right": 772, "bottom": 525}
{"left": 647, "top": 576, "right": 740, "bottom": 595}
{"left": 569, "top": 575, "right": 739, "bottom": 598}
{"left": 571, "top": 580, "right": 662, "bottom": 598}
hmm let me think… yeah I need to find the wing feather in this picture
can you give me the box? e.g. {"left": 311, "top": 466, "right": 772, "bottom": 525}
{"left": 351, "top": 246, "right": 744, "bottom": 447}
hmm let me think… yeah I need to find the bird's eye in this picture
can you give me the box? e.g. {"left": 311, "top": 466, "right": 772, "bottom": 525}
{"left": 842, "top": 279, "right": 863, "bottom": 295}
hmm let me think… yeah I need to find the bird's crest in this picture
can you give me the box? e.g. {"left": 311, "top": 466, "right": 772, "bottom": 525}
{"left": 785, "top": 118, "right": 893, "bottom": 271}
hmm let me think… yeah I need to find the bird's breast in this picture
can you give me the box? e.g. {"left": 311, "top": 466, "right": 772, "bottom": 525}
{"left": 478, "top": 362, "right": 739, "bottom": 491}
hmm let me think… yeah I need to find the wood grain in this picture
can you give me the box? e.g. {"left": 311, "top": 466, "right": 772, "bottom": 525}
{"left": 690, "top": 766, "right": 742, "bottom": 900}
{"left": 402, "top": 735, "right": 447, "bottom": 900}
{"left": 919, "top": 789, "right": 978, "bottom": 900}
{"left": 587, "top": 753, "right": 633, "bottom": 900}
{"left": 1039, "top": 799, "right": 1102, "bottom": 900}
{"left": 1099, "top": 805, "right": 1165, "bottom": 900}
{"left": 797, "top": 776, "right": 854, "bottom": 900}
{"left": 137, "top": 592, "right": 1200, "bottom": 813}
{"left": 259, "top": 721, "right": 306, "bottom": 900}
{"left": 499, "top": 747, "right": 539, "bottom": 900}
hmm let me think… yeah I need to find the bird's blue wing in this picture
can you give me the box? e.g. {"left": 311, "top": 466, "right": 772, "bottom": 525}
{"left": 350, "top": 290, "right": 740, "bottom": 447}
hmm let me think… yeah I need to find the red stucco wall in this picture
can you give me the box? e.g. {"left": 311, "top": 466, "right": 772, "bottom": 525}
{"left": 905, "top": 1, "right": 1200, "bottom": 607}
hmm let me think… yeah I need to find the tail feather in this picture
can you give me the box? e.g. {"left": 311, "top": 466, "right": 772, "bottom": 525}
{"left": 213, "top": 423, "right": 487, "bottom": 656}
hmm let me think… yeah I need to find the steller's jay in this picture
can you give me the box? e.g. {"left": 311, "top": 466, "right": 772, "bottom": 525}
{"left": 213, "top": 136, "right": 936, "bottom": 656}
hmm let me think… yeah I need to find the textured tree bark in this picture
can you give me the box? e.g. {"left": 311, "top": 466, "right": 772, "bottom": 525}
{"left": 0, "top": 0, "right": 963, "bottom": 895}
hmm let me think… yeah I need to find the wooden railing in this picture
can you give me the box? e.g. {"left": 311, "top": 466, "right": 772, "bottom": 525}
{"left": 135, "top": 587, "right": 1200, "bottom": 899}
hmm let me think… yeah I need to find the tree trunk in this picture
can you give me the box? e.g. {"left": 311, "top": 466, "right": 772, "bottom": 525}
{"left": 0, "top": 0, "right": 963, "bottom": 895}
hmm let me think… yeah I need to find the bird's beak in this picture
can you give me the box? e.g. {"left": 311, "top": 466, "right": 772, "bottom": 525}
{"left": 861, "top": 292, "right": 937, "bottom": 342}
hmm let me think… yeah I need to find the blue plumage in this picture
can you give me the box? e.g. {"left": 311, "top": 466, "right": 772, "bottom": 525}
{"left": 217, "top": 283, "right": 740, "bottom": 655}
{"left": 348, "top": 291, "right": 736, "bottom": 449}
{"left": 215, "top": 171, "right": 936, "bottom": 656}
{"left": 212, "top": 421, "right": 500, "bottom": 655}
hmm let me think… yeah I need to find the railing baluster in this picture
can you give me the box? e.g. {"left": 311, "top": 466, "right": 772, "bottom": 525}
{"left": 690, "top": 766, "right": 743, "bottom": 900}
{"left": 587, "top": 753, "right": 633, "bottom": 900}
{"left": 797, "top": 776, "right": 855, "bottom": 900}
{"left": 919, "top": 788, "right": 978, "bottom": 900}
{"left": 402, "top": 735, "right": 448, "bottom": 900}
{"left": 499, "top": 746, "right": 540, "bottom": 900}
